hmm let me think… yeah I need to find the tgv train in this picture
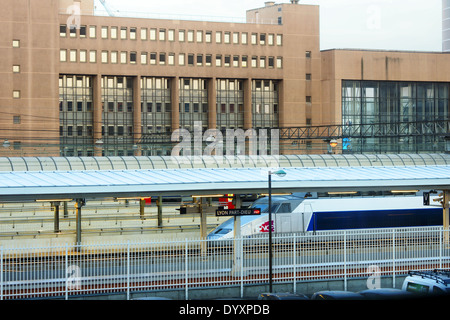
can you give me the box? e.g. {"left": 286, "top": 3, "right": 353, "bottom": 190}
{"left": 207, "top": 193, "right": 443, "bottom": 240}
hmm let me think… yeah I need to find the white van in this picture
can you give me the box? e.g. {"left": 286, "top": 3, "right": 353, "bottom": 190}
{"left": 402, "top": 270, "right": 450, "bottom": 296}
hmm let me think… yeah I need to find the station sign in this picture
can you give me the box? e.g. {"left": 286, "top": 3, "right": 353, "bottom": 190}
{"left": 215, "top": 208, "right": 261, "bottom": 217}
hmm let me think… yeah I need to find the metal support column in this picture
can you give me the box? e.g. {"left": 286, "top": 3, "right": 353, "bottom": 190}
{"left": 75, "top": 199, "right": 86, "bottom": 245}
{"left": 139, "top": 198, "right": 145, "bottom": 220}
{"left": 444, "top": 190, "right": 450, "bottom": 244}
{"left": 232, "top": 195, "right": 243, "bottom": 278}
{"left": 52, "top": 202, "right": 61, "bottom": 233}
{"left": 157, "top": 196, "right": 163, "bottom": 227}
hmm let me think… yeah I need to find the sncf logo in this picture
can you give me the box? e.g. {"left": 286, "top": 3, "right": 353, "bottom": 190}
{"left": 259, "top": 221, "right": 274, "bottom": 233}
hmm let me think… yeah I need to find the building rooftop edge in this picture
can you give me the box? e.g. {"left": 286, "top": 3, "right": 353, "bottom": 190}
{"left": 321, "top": 48, "right": 449, "bottom": 55}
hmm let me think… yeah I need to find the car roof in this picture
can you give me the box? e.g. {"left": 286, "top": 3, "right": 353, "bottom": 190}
{"left": 311, "top": 291, "right": 363, "bottom": 300}
{"left": 359, "top": 288, "right": 413, "bottom": 299}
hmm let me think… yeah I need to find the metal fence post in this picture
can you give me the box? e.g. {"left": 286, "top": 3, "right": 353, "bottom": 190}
{"left": 65, "top": 243, "right": 68, "bottom": 300}
{"left": 1, "top": 246, "right": 3, "bottom": 301}
{"left": 240, "top": 236, "right": 244, "bottom": 298}
{"left": 185, "top": 238, "right": 188, "bottom": 300}
{"left": 392, "top": 229, "right": 396, "bottom": 288}
{"left": 344, "top": 231, "right": 347, "bottom": 291}
{"left": 293, "top": 234, "right": 297, "bottom": 294}
{"left": 127, "top": 241, "right": 130, "bottom": 300}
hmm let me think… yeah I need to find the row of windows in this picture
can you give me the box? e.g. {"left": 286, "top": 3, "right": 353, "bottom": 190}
{"left": 60, "top": 25, "right": 283, "bottom": 46}
{"left": 60, "top": 49, "right": 283, "bottom": 69}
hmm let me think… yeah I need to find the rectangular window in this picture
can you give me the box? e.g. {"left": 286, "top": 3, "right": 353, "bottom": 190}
{"left": 80, "top": 26, "right": 86, "bottom": 37}
{"left": 168, "top": 29, "right": 175, "bottom": 41}
{"left": 80, "top": 50, "right": 87, "bottom": 63}
{"left": 101, "top": 26, "right": 108, "bottom": 39}
{"left": 13, "top": 90, "right": 20, "bottom": 99}
{"left": 205, "top": 54, "right": 212, "bottom": 66}
{"left": 241, "top": 33, "right": 248, "bottom": 44}
{"left": 179, "top": 53, "right": 185, "bottom": 66}
{"left": 224, "top": 55, "right": 230, "bottom": 67}
{"left": 159, "top": 29, "right": 166, "bottom": 41}
{"left": 260, "top": 33, "right": 266, "bottom": 45}
{"left": 111, "top": 26, "right": 118, "bottom": 39}
{"left": 150, "top": 28, "right": 157, "bottom": 40}
{"left": 277, "top": 57, "right": 283, "bottom": 68}
{"left": 60, "top": 49, "right": 67, "bottom": 62}
{"left": 196, "top": 31, "right": 203, "bottom": 42}
{"left": 159, "top": 52, "right": 166, "bottom": 65}
{"left": 233, "top": 55, "right": 239, "bottom": 67}
{"left": 130, "top": 52, "right": 137, "bottom": 64}
{"left": 216, "top": 54, "right": 222, "bottom": 67}
{"left": 242, "top": 56, "right": 248, "bottom": 68}
{"left": 179, "top": 30, "right": 185, "bottom": 42}
{"left": 120, "top": 27, "right": 127, "bottom": 39}
{"left": 101, "top": 51, "right": 108, "bottom": 63}
{"left": 141, "top": 52, "right": 147, "bottom": 64}
{"left": 251, "top": 33, "right": 257, "bottom": 45}
{"left": 276, "top": 34, "right": 282, "bottom": 46}
{"left": 268, "top": 34, "right": 274, "bottom": 45}
{"left": 89, "top": 50, "right": 96, "bottom": 63}
{"left": 12, "top": 65, "right": 20, "bottom": 73}
{"left": 120, "top": 51, "right": 127, "bottom": 64}
{"left": 205, "top": 31, "right": 212, "bottom": 43}
{"left": 187, "top": 30, "right": 194, "bottom": 42}
{"left": 89, "top": 26, "right": 96, "bottom": 38}
{"left": 111, "top": 51, "right": 118, "bottom": 64}
{"left": 233, "top": 32, "right": 239, "bottom": 44}
{"left": 70, "top": 50, "right": 77, "bottom": 62}
{"left": 168, "top": 53, "right": 175, "bottom": 65}
{"left": 130, "top": 27, "right": 136, "bottom": 40}
{"left": 60, "top": 25, "right": 67, "bottom": 37}
{"left": 197, "top": 54, "right": 203, "bottom": 66}
{"left": 140, "top": 28, "right": 147, "bottom": 40}
{"left": 188, "top": 54, "right": 194, "bottom": 66}
{"left": 150, "top": 52, "right": 156, "bottom": 65}
{"left": 224, "top": 32, "right": 230, "bottom": 44}
{"left": 216, "top": 31, "right": 222, "bottom": 43}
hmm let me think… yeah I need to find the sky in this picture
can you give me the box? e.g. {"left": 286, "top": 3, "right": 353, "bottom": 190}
{"left": 94, "top": 0, "right": 443, "bottom": 52}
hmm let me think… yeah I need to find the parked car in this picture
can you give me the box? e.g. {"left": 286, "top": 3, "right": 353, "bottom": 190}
{"left": 258, "top": 292, "right": 309, "bottom": 300}
{"left": 311, "top": 290, "right": 363, "bottom": 300}
{"left": 402, "top": 269, "right": 450, "bottom": 296}
{"left": 358, "top": 288, "right": 413, "bottom": 300}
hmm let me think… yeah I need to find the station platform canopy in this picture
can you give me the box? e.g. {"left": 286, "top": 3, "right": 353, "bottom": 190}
{"left": 0, "top": 153, "right": 449, "bottom": 172}
{"left": 0, "top": 154, "right": 449, "bottom": 201}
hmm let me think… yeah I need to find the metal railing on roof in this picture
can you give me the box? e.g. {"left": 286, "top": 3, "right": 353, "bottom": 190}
{"left": 0, "top": 154, "right": 448, "bottom": 172}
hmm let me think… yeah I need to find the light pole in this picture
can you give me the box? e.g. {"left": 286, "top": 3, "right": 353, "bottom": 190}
{"left": 268, "top": 169, "right": 286, "bottom": 293}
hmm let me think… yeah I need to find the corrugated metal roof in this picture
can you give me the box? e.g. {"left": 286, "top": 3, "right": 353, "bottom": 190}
{"left": 0, "top": 164, "right": 449, "bottom": 201}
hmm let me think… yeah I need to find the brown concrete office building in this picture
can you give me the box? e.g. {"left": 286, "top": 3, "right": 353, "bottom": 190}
{"left": 0, "top": 0, "right": 449, "bottom": 157}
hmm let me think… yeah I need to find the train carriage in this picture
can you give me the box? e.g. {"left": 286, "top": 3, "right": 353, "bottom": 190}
{"left": 207, "top": 193, "right": 443, "bottom": 240}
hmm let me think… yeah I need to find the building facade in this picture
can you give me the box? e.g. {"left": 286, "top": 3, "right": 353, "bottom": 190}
{"left": 0, "top": 0, "right": 448, "bottom": 157}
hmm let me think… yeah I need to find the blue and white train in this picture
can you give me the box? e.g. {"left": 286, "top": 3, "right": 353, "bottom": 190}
{"left": 207, "top": 193, "right": 443, "bottom": 240}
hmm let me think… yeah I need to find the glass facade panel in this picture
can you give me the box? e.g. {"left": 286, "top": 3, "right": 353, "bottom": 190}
{"left": 101, "top": 76, "right": 135, "bottom": 156}
{"left": 179, "top": 78, "right": 208, "bottom": 130}
{"left": 342, "top": 80, "right": 450, "bottom": 153}
{"left": 59, "top": 75, "right": 94, "bottom": 156}
{"left": 252, "top": 79, "right": 279, "bottom": 129}
{"left": 216, "top": 79, "right": 244, "bottom": 131}
{"left": 141, "top": 77, "right": 172, "bottom": 156}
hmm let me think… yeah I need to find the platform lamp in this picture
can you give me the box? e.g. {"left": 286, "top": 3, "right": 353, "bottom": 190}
{"left": 268, "top": 169, "right": 287, "bottom": 292}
